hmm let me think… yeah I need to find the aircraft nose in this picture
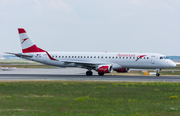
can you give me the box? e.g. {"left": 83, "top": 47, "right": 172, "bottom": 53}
{"left": 170, "top": 61, "right": 176, "bottom": 67}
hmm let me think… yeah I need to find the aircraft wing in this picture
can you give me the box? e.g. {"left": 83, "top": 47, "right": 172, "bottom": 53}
{"left": 60, "top": 60, "right": 111, "bottom": 69}
{"left": 5, "top": 52, "right": 33, "bottom": 58}
{"left": 60, "top": 60, "right": 106, "bottom": 65}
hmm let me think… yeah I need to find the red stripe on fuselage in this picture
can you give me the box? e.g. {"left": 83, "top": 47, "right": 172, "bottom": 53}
{"left": 18, "top": 28, "right": 26, "bottom": 34}
{"left": 46, "top": 52, "right": 57, "bottom": 60}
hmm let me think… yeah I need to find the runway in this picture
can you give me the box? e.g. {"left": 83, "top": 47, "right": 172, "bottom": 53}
{"left": 0, "top": 68, "right": 180, "bottom": 81}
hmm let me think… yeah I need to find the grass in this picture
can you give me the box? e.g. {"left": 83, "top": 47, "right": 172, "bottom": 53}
{"left": 164, "top": 65, "right": 180, "bottom": 70}
{"left": 160, "top": 71, "right": 180, "bottom": 76}
{"left": 0, "top": 60, "right": 57, "bottom": 68}
{"left": 0, "top": 81, "right": 180, "bottom": 115}
{"left": 0, "top": 64, "right": 57, "bottom": 69}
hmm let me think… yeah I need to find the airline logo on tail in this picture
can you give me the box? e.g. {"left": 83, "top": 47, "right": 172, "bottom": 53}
{"left": 18, "top": 28, "right": 58, "bottom": 61}
{"left": 18, "top": 28, "right": 46, "bottom": 53}
{"left": 21, "top": 38, "right": 29, "bottom": 44}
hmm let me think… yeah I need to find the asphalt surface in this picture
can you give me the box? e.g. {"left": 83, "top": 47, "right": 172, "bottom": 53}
{"left": 0, "top": 68, "right": 180, "bottom": 81}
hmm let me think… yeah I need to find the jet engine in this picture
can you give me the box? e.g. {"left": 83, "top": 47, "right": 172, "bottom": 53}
{"left": 115, "top": 68, "right": 130, "bottom": 73}
{"left": 97, "top": 65, "right": 113, "bottom": 73}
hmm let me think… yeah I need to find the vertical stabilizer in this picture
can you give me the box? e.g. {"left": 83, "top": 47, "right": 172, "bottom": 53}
{"left": 18, "top": 28, "right": 46, "bottom": 53}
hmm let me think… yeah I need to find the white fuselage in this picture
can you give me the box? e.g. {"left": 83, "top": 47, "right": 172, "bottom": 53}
{"left": 23, "top": 52, "right": 176, "bottom": 70}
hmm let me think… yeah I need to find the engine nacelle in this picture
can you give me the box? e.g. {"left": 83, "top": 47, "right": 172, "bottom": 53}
{"left": 115, "top": 68, "right": 130, "bottom": 73}
{"left": 97, "top": 65, "right": 113, "bottom": 73}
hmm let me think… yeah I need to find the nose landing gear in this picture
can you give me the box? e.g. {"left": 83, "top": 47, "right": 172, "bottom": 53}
{"left": 155, "top": 69, "right": 161, "bottom": 77}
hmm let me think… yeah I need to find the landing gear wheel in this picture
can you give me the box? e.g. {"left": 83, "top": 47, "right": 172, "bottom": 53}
{"left": 155, "top": 68, "right": 161, "bottom": 77}
{"left": 98, "top": 73, "right": 104, "bottom": 76}
{"left": 156, "top": 73, "right": 160, "bottom": 77}
{"left": 86, "top": 71, "right": 93, "bottom": 76}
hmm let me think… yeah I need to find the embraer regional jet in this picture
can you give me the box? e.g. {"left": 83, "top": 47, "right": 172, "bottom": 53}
{"left": 7, "top": 28, "right": 176, "bottom": 76}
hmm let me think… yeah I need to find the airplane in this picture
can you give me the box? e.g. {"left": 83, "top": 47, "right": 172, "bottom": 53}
{"left": 6, "top": 28, "right": 176, "bottom": 77}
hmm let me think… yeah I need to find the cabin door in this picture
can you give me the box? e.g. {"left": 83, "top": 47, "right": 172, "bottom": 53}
{"left": 151, "top": 56, "right": 155, "bottom": 64}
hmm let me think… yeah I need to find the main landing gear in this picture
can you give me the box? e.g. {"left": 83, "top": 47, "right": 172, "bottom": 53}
{"left": 86, "top": 70, "right": 105, "bottom": 76}
{"left": 86, "top": 70, "right": 93, "bottom": 76}
{"left": 98, "top": 73, "right": 104, "bottom": 76}
{"left": 155, "top": 69, "right": 161, "bottom": 77}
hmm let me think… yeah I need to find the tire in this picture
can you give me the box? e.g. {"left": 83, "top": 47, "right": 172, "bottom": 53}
{"left": 98, "top": 73, "right": 104, "bottom": 76}
{"left": 156, "top": 73, "right": 160, "bottom": 77}
{"left": 86, "top": 71, "right": 93, "bottom": 76}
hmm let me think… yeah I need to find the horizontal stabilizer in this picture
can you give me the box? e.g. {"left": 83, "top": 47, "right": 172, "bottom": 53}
{"left": 5, "top": 52, "right": 33, "bottom": 57}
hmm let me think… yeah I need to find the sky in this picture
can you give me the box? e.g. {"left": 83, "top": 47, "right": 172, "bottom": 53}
{"left": 0, "top": 0, "right": 180, "bottom": 55}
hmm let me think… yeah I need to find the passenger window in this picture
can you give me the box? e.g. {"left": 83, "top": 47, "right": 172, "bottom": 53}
{"left": 101, "top": 56, "right": 103, "bottom": 58}
{"left": 94, "top": 56, "right": 96, "bottom": 58}
{"left": 112, "top": 57, "right": 114, "bottom": 59}
{"left": 147, "top": 57, "right": 149, "bottom": 59}
{"left": 126, "top": 57, "right": 128, "bottom": 59}
{"left": 98, "top": 56, "right": 100, "bottom": 58}
{"left": 90, "top": 56, "right": 92, "bottom": 58}
{"left": 109, "top": 57, "right": 111, "bottom": 58}
{"left": 84, "top": 56, "right": 86, "bottom": 58}
{"left": 116, "top": 57, "right": 118, "bottom": 59}
{"left": 62, "top": 56, "right": 64, "bottom": 58}
{"left": 144, "top": 57, "right": 145, "bottom": 59}
{"left": 87, "top": 56, "right": 89, "bottom": 58}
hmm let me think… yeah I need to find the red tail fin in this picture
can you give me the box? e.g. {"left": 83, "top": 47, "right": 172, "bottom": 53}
{"left": 18, "top": 28, "right": 46, "bottom": 53}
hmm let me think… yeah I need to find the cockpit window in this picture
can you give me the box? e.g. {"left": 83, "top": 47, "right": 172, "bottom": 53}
{"left": 160, "top": 56, "right": 169, "bottom": 59}
{"left": 164, "top": 56, "right": 169, "bottom": 59}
